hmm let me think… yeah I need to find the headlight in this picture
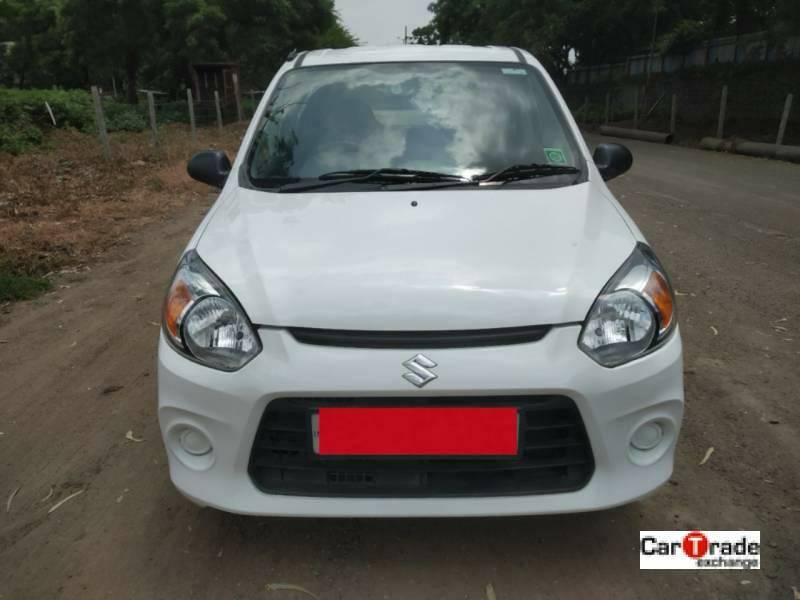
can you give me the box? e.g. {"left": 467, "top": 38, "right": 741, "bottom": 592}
{"left": 579, "top": 243, "right": 675, "bottom": 367}
{"left": 162, "top": 250, "right": 261, "bottom": 371}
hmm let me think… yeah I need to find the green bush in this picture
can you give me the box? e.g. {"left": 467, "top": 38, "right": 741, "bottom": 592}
{"left": 0, "top": 114, "right": 44, "bottom": 154}
{"left": 0, "top": 88, "right": 153, "bottom": 153}
{"left": 0, "top": 272, "right": 52, "bottom": 302}
{"left": 0, "top": 88, "right": 93, "bottom": 153}
{"left": 104, "top": 101, "right": 147, "bottom": 132}
{"left": 154, "top": 101, "right": 190, "bottom": 125}
{"left": 0, "top": 88, "right": 94, "bottom": 131}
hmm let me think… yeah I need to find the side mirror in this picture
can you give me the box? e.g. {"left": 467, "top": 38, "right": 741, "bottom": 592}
{"left": 187, "top": 150, "right": 231, "bottom": 188}
{"left": 593, "top": 143, "right": 633, "bottom": 181}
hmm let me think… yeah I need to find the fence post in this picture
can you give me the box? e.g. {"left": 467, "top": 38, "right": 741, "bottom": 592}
{"left": 633, "top": 86, "right": 640, "bottom": 129}
{"left": 604, "top": 92, "right": 610, "bottom": 125}
{"left": 147, "top": 91, "right": 158, "bottom": 147}
{"left": 90, "top": 85, "right": 111, "bottom": 161}
{"left": 776, "top": 93, "right": 793, "bottom": 146}
{"left": 670, "top": 93, "right": 677, "bottom": 135}
{"left": 187, "top": 88, "right": 197, "bottom": 144}
{"left": 232, "top": 72, "right": 243, "bottom": 122}
{"left": 716, "top": 85, "right": 728, "bottom": 139}
{"left": 214, "top": 90, "right": 223, "bottom": 133}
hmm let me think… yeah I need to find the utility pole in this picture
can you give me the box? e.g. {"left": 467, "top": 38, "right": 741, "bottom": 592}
{"left": 400, "top": 26, "right": 411, "bottom": 45}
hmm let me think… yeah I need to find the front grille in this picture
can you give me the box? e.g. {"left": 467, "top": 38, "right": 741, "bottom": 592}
{"left": 287, "top": 325, "right": 552, "bottom": 349}
{"left": 248, "top": 396, "right": 594, "bottom": 497}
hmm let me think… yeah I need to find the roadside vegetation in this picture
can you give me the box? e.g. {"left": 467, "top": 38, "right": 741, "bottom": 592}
{"left": 0, "top": 0, "right": 356, "bottom": 301}
{"left": 0, "top": 88, "right": 154, "bottom": 154}
{"left": 0, "top": 123, "right": 246, "bottom": 302}
{"left": 0, "top": 273, "right": 51, "bottom": 302}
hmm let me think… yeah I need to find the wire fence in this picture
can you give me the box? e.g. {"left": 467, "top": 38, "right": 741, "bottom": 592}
{"left": 568, "top": 32, "right": 800, "bottom": 85}
{"left": 90, "top": 75, "right": 799, "bottom": 157}
{"left": 563, "top": 70, "right": 799, "bottom": 147}
{"left": 90, "top": 86, "right": 265, "bottom": 159}
{"left": 564, "top": 29, "right": 800, "bottom": 147}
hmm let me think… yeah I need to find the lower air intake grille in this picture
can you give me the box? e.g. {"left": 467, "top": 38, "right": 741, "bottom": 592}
{"left": 248, "top": 396, "right": 594, "bottom": 498}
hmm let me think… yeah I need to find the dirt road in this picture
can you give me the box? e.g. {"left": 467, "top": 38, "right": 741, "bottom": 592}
{"left": 1, "top": 139, "right": 799, "bottom": 600}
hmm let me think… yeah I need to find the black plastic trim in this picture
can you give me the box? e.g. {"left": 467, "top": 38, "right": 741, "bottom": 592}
{"left": 294, "top": 50, "right": 309, "bottom": 67}
{"left": 287, "top": 325, "right": 553, "bottom": 349}
{"left": 248, "top": 395, "right": 595, "bottom": 498}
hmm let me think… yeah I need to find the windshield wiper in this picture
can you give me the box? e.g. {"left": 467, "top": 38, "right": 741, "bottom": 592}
{"left": 320, "top": 168, "right": 469, "bottom": 182}
{"left": 477, "top": 163, "right": 580, "bottom": 185}
{"left": 249, "top": 175, "right": 300, "bottom": 188}
{"left": 277, "top": 168, "right": 470, "bottom": 193}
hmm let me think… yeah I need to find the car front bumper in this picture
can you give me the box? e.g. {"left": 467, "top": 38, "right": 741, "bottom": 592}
{"left": 157, "top": 325, "right": 683, "bottom": 517}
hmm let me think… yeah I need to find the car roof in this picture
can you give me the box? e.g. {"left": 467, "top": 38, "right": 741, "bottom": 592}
{"left": 298, "top": 45, "right": 543, "bottom": 69}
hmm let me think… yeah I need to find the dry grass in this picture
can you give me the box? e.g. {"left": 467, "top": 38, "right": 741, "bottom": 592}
{"left": 0, "top": 123, "right": 247, "bottom": 286}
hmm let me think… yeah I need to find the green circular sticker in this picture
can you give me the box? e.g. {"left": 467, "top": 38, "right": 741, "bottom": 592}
{"left": 544, "top": 148, "right": 567, "bottom": 164}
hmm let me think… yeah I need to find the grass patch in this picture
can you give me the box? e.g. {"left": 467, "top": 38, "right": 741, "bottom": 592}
{"left": 0, "top": 122, "right": 247, "bottom": 305}
{"left": 0, "top": 273, "right": 52, "bottom": 302}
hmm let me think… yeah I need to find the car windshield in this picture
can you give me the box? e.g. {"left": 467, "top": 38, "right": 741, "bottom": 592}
{"left": 246, "top": 61, "right": 582, "bottom": 188}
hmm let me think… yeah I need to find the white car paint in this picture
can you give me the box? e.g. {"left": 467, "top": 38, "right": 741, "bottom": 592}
{"left": 158, "top": 45, "right": 684, "bottom": 517}
{"left": 197, "top": 183, "right": 635, "bottom": 330}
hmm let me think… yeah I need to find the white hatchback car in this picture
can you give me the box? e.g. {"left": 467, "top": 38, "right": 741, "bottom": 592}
{"left": 159, "top": 45, "right": 683, "bottom": 517}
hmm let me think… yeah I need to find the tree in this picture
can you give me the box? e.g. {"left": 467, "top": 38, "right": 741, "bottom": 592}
{"left": 412, "top": 0, "right": 574, "bottom": 73}
{"left": 158, "top": 0, "right": 227, "bottom": 92}
{"left": 410, "top": 23, "right": 439, "bottom": 45}
{"left": 1, "top": 0, "right": 355, "bottom": 97}
{"left": 773, "top": 0, "right": 800, "bottom": 39}
{"left": 412, "top": 0, "right": 799, "bottom": 70}
{"left": 65, "top": 0, "right": 161, "bottom": 103}
{"left": 1, "top": 0, "right": 63, "bottom": 88}
{"left": 154, "top": 0, "right": 355, "bottom": 93}
{"left": 317, "top": 19, "right": 358, "bottom": 49}
{"left": 58, "top": 0, "right": 353, "bottom": 100}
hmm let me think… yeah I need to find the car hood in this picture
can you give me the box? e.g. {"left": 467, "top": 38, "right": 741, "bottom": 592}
{"left": 196, "top": 181, "right": 636, "bottom": 330}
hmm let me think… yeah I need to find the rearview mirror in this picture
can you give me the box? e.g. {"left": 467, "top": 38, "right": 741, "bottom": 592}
{"left": 593, "top": 143, "right": 633, "bottom": 181}
{"left": 187, "top": 150, "right": 231, "bottom": 188}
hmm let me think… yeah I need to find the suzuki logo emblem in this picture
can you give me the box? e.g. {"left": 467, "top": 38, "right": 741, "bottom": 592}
{"left": 402, "top": 354, "right": 438, "bottom": 388}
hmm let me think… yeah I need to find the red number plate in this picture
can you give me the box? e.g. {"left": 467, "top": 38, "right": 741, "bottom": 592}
{"left": 316, "top": 407, "right": 519, "bottom": 457}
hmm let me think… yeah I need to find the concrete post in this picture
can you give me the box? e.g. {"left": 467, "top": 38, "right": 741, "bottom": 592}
{"left": 716, "top": 85, "right": 728, "bottom": 139}
{"left": 214, "top": 90, "right": 223, "bottom": 133}
{"left": 147, "top": 91, "right": 158, "bottom": 147}
{"left": 670, "top": 93, "right": 678, "bottom": 136}
{"left": 776, "top": 93, "right": 793, "bottom": 146}
{"left": 232, "top": 72, "right": 243, "bottom": 122}
{"left": 90, "top": 86, "right": 111, "bottom": 160}
{"left": 187, "top": 88, "right": 197, "bottom": 144}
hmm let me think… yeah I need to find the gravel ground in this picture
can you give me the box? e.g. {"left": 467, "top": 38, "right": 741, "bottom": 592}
{"left": 1, "top": 136, "right": 798, "bottom": 600}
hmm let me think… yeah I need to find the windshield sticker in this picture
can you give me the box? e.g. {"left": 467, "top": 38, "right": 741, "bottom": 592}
{"left": 501, "top": 68, "right": 527, "bottom": 76}
{"left": 544, "top": 148, "right": 567, "bottom": 165}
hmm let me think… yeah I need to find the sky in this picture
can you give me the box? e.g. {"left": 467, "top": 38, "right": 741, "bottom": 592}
{"left": 335, "top": 0, "right": 433, "bottom": 46}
